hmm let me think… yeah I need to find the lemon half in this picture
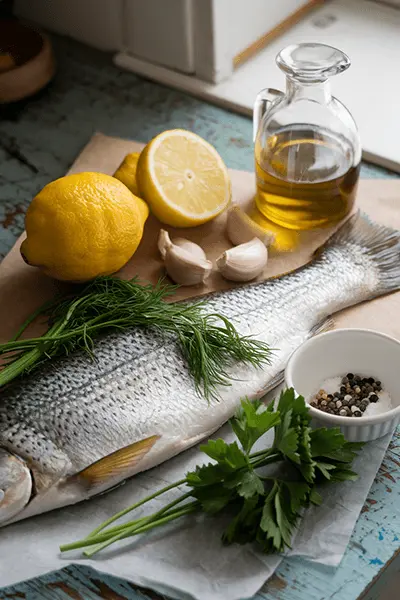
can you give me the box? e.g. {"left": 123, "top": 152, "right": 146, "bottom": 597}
{"left": 136, "top": 129, "right": 231, "bottom": 227}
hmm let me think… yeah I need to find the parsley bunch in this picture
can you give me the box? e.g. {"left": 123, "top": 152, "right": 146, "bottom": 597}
{"left": 60, "top": 389, "right": 363, "bottom": 557}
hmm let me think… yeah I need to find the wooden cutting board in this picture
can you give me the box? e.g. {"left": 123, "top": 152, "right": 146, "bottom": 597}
{"left": 1, "top": 132, "right": 400, "bottom": 345}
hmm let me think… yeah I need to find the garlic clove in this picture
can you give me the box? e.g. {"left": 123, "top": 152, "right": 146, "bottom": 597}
{"left": 226, "top": 204, "right": 275, "bottom": 247}
{"left": 158, "top": 229, "right": 173, "bottom": 259}
{"left": 217, "top": 238, "right": 268, "bottom": 282}
{"left": 164, "top": 244, "right": 212, "bottom": 286}
{"left": 158, "top": 229, "right": 207, "bottom": 262}
{"left": 171, "top": 237, "right": 207, "bottom": 261}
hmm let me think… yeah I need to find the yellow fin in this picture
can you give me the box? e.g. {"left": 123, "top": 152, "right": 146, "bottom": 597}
{"left": 77, "top": 435, "right": 159, "bottom": 489}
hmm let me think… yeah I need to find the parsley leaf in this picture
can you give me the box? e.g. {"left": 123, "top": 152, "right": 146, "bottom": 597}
{"left": 200, "top": 439, "right": 248, "bottom": 471}
{"left": 236, "top": 470, "right": 264, "bottom": 499}
{"left": 230, "top": 397, "right": 280, "bottom": 454}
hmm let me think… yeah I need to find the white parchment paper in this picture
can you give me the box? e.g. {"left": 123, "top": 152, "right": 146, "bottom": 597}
{"left": 0, "top": 413, "right": 392, "bottom": 600}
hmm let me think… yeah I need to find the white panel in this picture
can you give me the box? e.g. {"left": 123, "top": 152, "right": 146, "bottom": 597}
{"left": 14, "top": 0, "right": 124, "bottom": 52}
{"left": 194, "top": 0, "right": 313, "bottom": 83}
{"left": 124, "top": 0, "right": 194, "bottom": 73}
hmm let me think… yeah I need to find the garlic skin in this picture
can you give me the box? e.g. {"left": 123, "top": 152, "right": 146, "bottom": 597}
{"left": 217, "top": 238, "right": 268, "bottom": 282}
{"left": 158, "top": 229, "right": 207, "bottom": 261}
{"left": 164, "top": 244, "right": 212, "bottom": 286}
{"left": 158, "top": 229, "right": 173, "bottom": 259}
{"left": 226, "top": 204, "right": 275, "bottom": 247}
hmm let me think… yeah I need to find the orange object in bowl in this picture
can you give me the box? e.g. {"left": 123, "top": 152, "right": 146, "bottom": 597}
{"left": 0, "top": 19, "right": 56, "bottom": 103}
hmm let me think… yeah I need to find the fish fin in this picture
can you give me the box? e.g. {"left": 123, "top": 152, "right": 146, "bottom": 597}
{"left": 259, "top": 370, "right": 285, "bottom": 396}
{"left": 258, "top": 317, "right": 335, "bottom": 397}
{"left": 76, "top": 435, "right": 160, "bottom": 490}
{"left": 314, "top": 211, "right": 400, "bottom": 297}
{"left": 310, "top": 316, "right": 335, "bottom": 336}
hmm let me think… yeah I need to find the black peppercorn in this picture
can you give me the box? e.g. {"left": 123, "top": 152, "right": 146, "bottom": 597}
{"left": 369, "top": 394, "right": 379, "bottom": 403}
{"left": 347, "top": 373, "right": 354, "bottom": 380}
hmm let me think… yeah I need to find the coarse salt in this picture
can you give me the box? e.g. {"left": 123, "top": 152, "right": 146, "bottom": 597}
{"left": 364, "top": 390, "right": 392, "bottom": 416}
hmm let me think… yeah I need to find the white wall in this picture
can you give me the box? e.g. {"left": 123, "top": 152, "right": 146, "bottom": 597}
{"left": 14, "top": 0, "right": 124, "bottom": 52}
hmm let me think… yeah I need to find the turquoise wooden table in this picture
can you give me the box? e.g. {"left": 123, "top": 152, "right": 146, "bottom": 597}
{"left": 0, "top": 35, "right": 399, "bottom": 600}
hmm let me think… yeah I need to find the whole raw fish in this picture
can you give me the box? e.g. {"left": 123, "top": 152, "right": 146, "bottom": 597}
{"left": 1, "top": 212, "right": 400, "bottom": 525}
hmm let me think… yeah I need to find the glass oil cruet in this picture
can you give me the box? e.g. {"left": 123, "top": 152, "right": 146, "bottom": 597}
{"left": 253, "top": 43, "right": 361, "bottom": 230}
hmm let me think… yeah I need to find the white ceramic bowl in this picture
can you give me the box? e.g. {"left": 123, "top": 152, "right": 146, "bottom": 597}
{"left": 285, "top": 329, "right": 400, "bottom": 442}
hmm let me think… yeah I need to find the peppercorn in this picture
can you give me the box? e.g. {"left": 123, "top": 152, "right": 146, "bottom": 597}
{"left": 339, "top": 409, "right": 347, "bottom": 416}
{"left": 369, "top": 394, "right": 379, "bottom": 403}
{"left": 328, "top": 401, "right": 336, "bottom": 409}
{"left": 354, "top": 411, "right": 362, "bottom": 417}
{"left": 347, "top": 373, "right": 354, "bottom": 380}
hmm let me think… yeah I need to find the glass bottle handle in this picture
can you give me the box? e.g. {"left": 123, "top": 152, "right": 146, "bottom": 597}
{"left": 253, "top": 88, "right": 283, "bottom": 142}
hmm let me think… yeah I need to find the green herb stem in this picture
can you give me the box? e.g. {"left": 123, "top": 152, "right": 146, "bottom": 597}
{"left": 61, "top": 501, "right": 200, "bottom": 553}
{"left": 82, "top": 492, "right": 194, "bottom": 558}
{"left": 86, "top": 478, "right": 187, "bottom": 538}
{"left": 83, "top": 502, "right": 199, "bottom": 557}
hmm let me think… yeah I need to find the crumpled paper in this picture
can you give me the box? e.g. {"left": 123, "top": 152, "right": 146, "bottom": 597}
{"left": 0, "top": 391, "right": 392, "bottom": 600}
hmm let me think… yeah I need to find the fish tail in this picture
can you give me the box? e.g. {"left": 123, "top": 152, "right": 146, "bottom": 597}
{"left": 315, "top": 211, "right": 400, "bottom": 298}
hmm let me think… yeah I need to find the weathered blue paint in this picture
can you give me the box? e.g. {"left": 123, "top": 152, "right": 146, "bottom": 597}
{"left": 0, "top": 34, "right": 399, "bottom": 600}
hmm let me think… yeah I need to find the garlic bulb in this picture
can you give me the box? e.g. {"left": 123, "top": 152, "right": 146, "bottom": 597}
{"left": 226, "top": 204, "right": 275, "bottom": 247}
{"left": 217, "top": 238, "right": 268, "bottom": 282}
{"left": 158, "top": 229, "right": 211, "bottom": 286}
{"left": 158, "top": 229, "right": 207, "bottom": 261}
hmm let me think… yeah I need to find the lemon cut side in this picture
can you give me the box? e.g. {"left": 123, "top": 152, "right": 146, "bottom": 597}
{"left": 136, "top": 129, "right": 231, "bottom": 227}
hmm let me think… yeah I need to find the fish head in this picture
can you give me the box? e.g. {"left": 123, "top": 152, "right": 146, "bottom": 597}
{"left": 0, "top": 448, "right": 32, "bottom": 525}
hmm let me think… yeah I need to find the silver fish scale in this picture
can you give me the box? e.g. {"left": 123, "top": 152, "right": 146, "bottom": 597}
{"left": 0, "top": 219, "right": 393, "bottom": 494}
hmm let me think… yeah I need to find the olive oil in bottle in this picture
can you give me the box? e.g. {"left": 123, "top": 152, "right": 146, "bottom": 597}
{"left": 255, "top": 126, "right": 360, "bottom": 230}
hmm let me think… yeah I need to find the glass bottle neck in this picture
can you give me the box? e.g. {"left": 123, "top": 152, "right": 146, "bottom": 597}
{"left": 286, "top": 77, "right": 331, "bottom": 104}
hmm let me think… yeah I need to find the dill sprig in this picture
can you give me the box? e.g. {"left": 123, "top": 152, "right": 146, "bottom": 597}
{"left": 0, "top": 276, "right": 271, "bottom": 398}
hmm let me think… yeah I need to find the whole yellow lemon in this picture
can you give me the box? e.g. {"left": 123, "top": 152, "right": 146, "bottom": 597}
{"left": 21, "top": 172, "right": 149, "bottom": 282}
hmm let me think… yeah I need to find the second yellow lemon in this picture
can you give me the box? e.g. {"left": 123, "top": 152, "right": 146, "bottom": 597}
{"left": 113, "top": 152, "right": 141, "bottom": 195}
{"left": 21, "top": 172, "right": 149, "bottom": 282}
{"left": 136, "top": 130, "right": 231, "bottom": 227}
